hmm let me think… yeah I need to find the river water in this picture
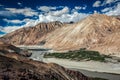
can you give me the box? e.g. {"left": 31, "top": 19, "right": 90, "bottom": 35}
{"left": 29, "top": 49, "right": 49, "bottom": 61}
{"left": 29, "top": 49, "right": 120, "bottom": 80}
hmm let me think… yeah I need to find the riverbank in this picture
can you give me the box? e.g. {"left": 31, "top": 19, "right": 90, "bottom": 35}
{"left": 43, "top": 58, "right": 120, "bottom": 74}
{"left": 43, "top": 58, "right": 120, "bottom": 80}
{"left": 73, "top": 69, "right": 120, "bottom": 80}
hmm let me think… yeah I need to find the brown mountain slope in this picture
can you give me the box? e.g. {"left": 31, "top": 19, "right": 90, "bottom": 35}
{"left": 0, "top": 41, "right": 90, "bottom": 80}
{"left": 0, "top": 54, "right": 90, "bottom": 80}
{"left": 0, "top": 21, "right": 64, "bottom": 45}
{"left": 44, "top": 14, "right": 120, "bottom": 55}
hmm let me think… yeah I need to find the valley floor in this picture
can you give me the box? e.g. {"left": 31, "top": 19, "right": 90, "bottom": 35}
{"left": 43, "top": 58, "right": 120, "bottom": 80}
{"left": 43, "top": 58, "right": 120, "bottom": 74}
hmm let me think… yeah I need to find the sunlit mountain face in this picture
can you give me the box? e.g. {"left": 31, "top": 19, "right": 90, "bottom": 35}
{"left": 0, "top": 0, "right": 120, "bottom": 35}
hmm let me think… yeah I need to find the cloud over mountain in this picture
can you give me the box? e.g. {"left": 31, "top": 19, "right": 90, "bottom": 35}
{"left": 33, "top": 6, "right": 89, "bottom": 23}
{"left": 1, "top": 6, "right": 89, "bottom": 34}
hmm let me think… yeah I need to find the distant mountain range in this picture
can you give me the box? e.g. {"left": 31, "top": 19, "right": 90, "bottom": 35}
{"left": 1, "top": 14, "right": 120, "bottom": 55}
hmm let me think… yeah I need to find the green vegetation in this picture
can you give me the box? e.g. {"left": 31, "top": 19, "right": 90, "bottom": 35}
{"left": 44, "top": 49, "right": 111, "bottom": 62}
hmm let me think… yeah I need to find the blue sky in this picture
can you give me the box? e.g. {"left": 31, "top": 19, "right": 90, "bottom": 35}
{"left": 0, "top": 0, "right": 120, "bottom": 34}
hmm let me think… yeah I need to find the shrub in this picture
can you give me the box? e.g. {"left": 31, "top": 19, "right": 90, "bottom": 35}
{"left": 44, "top": 50, "right": 111, "bottom": 62}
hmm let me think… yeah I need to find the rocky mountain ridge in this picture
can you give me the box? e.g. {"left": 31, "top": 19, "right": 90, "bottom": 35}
{"left": 0, "top": 21, "right": 64, "bottom": 45}
{"left": 43, "top": 14, "right": 120, "bottom": 55}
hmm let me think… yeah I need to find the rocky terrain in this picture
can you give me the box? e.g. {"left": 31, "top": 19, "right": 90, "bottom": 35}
{"left": 0, "top": 40, "right": 32, "bottom": 57}
{"left": 0, "top": 41, "right": 90, "bottom": 80}
{"left": 1, "top": 14, "right": 120, "bottom": 55}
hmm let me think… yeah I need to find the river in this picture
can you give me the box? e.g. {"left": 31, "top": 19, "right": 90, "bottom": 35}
{"left": 29, "top": 49, "right": 120, "bottom": 80}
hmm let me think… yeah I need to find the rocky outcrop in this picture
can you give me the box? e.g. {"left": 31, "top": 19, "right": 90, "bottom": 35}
{"left": 0, "top": 21, "right": 64, "bottom": 45}
{"left": 0, "top": 40, "right": 32, "bottom": 57}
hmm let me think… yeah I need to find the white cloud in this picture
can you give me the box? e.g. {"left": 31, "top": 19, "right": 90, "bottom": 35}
{"left": 3, "top": 19, "right": 23, "bottom": 24}
{"left": 17, "top": 2, "right": 22, "bottom": 6}
{"left": 93, "top": 0, "right": 119, "bottom": 7}
{"left": 1, "top": 6, "right": 90, "bottom": 34}
{"left": 0, "top": 11, "right": 16, "bottom": 17}
{"left": 20, "top": 12, "right": 89, "bottom": 27}
{"left": 5, "top": 7, "right": 38, "bottom": 17}
{"left": 38, "top": 10, "right": 89, "bottom": 23}
{"left": 51, "top": 6, "right": 69, "bottom": 16}
{"left": 93, "top": 10, "right": 99, "bottom": 14}
{"left": 1, "top": 26, "right": 22, "bottom": 33}
{"left": 101, "top": 7, "right": 112, "bottom": 12}
{"left": 22, "top": 6, "right": 89, "bottom": 25}
{"left": 104, "top": 3, "right": 120, "bottom": 15}
{"left": 75, "top": 6, "right": 87, "bottom": 10}
{"left": 82, "top": 5, "right": 87, "bottom": 10}
{"left": 75, "top": 6, "right": 82, "bottom": 10}
{"left": 1, "top": 19, "right": 37, "bottom": 33}
{"left": 102, "top": 0, "right": 119, "bottom": 6}
{"left": 3, "top": 18, "right": 38, "bottom": 27}
{"left": 105, "top": 0, "right": 115, "bottom": 4}
{"left": 0, "top": 7, "right": 38, "bottom": 17}
{"left": 38, "top": 6, "right": 57, "bottom": 12}
{"left": 72, "top": 6, "right": 87, "bottom": 12}
{"left": 93, "top": 0, "right": 101, "bottom": 7}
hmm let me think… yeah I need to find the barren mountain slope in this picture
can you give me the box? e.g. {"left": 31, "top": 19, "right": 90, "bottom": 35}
{"left": 44, "top": 14, "right": 120, "bottom": 55}
{"left": 1, "top": 21, "right": 64, "bottom": 45}
{"left": 0, "top": 54, "right": 91, "bottom": 80}
{"left": 0, "top": 41, "right": 89, "bottom": 80}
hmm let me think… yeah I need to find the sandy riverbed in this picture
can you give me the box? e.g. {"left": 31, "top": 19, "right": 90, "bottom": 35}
{"left": 43, "top": 58, "right": 120, "bottom": 74}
